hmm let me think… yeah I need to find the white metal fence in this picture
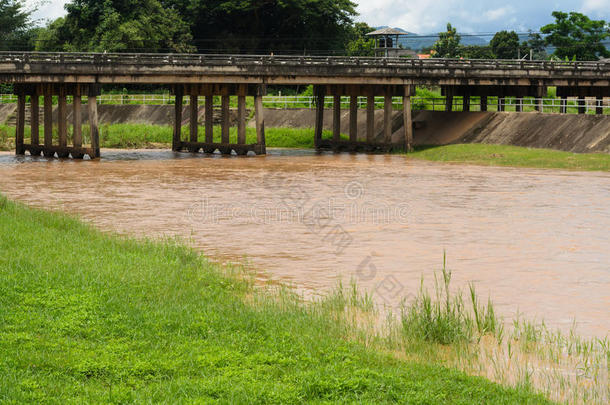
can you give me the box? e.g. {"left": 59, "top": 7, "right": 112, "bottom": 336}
{"left": 1, "top": 94, "right": 608, "bottom": 114}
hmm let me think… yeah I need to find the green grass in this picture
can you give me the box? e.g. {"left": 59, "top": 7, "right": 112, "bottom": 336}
{"left": 0, "top": 196, "right": 553, "bottom": 404}
{"left": 0, "top": 124, "right": 322, "bottom": 150}
{"left": 409, "top": 144, "right": 610, "bottom": 171}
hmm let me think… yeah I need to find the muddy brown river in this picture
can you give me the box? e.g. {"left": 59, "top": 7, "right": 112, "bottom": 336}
{"left": 1, "top": 149, "right": 608, "bottom": 338}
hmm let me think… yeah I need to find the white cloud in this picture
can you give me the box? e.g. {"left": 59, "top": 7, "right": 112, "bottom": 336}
{"left": 581, "top": 0, "right": 610, "bottom": 14}
{"left": 484, "top": 6, "right": 514, "bottom": 21}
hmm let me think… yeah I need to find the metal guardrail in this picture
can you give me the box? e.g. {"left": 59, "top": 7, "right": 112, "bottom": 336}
{"left": 1, "top": 52, "right": 609, "bottom": 72}
{"left": 2, "top": 94, "right": 608, "bottom": 114}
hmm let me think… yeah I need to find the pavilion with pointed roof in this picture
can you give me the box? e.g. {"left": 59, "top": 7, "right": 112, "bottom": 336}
{"left": 366, "top": 27, "right": 411, "bottom": 58}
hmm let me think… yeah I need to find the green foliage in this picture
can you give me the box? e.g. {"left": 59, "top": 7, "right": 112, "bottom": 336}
{"left": 460, "top": 45, "right": 494, "bottom": 59}
{"left": 345, "top": 22, "right": 376, "bottom": 57}
{"left": 490, "top": 30, "right": 521, "bottom": 59}
{"left": 409, "top": 144, "right": 610, "bottom": 172}
{"left": 521, "top": 31, "right": 547, "bottom": 60}
{"left": 0, "top": 0, "right": 35, "bottom": 50}
{"left": 432, "top": 23, "right": 461, "bottom": 58}
{"left": 541, "top": 11, "right": 610, "bottom": 61}
{"left": 162, "top": 0, "right": 358, "bottom": 54}
{"left": 37, "top": 0, "right": 195, "bottom": 52}
{"left": 0, "top": 198, "right": 552, "bottom": 403}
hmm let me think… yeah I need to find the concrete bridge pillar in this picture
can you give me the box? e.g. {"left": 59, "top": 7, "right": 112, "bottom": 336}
{"left": 349, "top": 95, "right": 358, "bottom": 142}
{"left": 171, "top": 84, "right": 265, "bottom": 156}
{"left": 383, "top": 90, "right": 393, "bottom": 144}
{"left": 480, "top": 96, "right": 487, "bottom": 112}
{"left": 462, "top": 93, "right": 471, "bottom": 112}
{"left": 314, "top": 85, "right": 325, "bottom": 149}
{"left": 366, "top": 90, "right": 375, "bottom": 143}
{"left": 403, "top": 85, "right": 413, "bottom": 152}
{"left": 14, "top": 84, "right": 98, "bottom": 159}
{"left": 333, "top": 94, "right": 341, "bottom": 142}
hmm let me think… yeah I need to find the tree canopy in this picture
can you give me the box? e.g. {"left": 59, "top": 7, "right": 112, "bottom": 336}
{"left": 36, "top": 0, "right": 194, "bottom": 52}
{"left": 541, "top": 11, "right": 610, "bottom": 60}
{"left": 489, "top": 30, "right": 520, "bottom": 59}
{"left": 0, "top": 0, "right": 35, "bottom": 50}
{"left": 432, "top": 23, "right": 461, "bottom": 58}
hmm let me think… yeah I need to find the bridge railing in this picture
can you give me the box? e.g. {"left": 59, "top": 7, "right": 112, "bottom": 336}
{"left": 1, "top": 94, "right": 608, "bottom": 115}
{"left": 1, "top": 51, "right": 608, "bottom": 72}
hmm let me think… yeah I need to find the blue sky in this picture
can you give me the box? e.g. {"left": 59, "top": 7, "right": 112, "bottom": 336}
{"left": 25, "top": 0, "right": 610, "bottom": 35}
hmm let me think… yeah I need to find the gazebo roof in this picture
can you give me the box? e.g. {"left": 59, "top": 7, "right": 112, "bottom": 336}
{"left": 366, "top": 28, "right": 407, "bottom": 36}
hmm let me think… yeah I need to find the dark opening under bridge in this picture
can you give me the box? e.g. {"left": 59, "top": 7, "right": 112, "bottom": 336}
{"left": 2, "top": 52, "right": 610, "bottom": 159}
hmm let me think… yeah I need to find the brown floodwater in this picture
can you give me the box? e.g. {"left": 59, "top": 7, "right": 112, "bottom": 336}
{"left": 1, "top": 149, "right": 609, "bottom": 338}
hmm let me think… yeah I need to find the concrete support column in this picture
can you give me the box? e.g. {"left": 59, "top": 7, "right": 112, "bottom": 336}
{"left": 535, "top": 87, "right": 544, "bottom": 112}
{"left": 366, "top": 92, "right": 375, "bottom": 143}
{"left": 314, "top": 86, "right": 325, "bottom": 149}
{"left": 255, "top": 90, "right": 266, "bottom": 155}
{"left": 30, "top": 92, "right": 40, "bottom": 154}
{"left": 15, "top": 92, "right": 25, "bottom": 155}
{"left": 596, "top": 96, "right": 604, "bottom": 115}
{"left": 333, "top": 93, "right": 341, "bottom": 142}
{"left": 445, "top": 94, "right": 453, "bottom": 112}
{"left": 480, "top": 95, "right": 487, "bottom": 112}
{"left": 462, "top": 94, "right": 470, "bottom": 112}
{"left": 237, "top": 85, "right": 247, "bottom": 145}
{"left": 221, "top": 93, "right": 230, "bottom": 144}
{"left": 173, "top": 87, "right": 183, "bottom": 151}
{"left": 57, "top": 86, "right": 68, "bottom": 158}
{"left": 43, "top": 89, "right": 53, "bottom": 157}
{"left": 88, "top": 92, "right": 100, "bottom": 158}
{"left": 349, "top": 95, "right": 358, "bottom": 142}
{"left": 403, "top": 85, "right": 413, "bottom": 152}
{"left": 205, "top": 94, "right": 214, "bottom": 144}
{"left": 383, "top": 91, "right": 393, "bottom": 144}
{"left": 190, "top": 95, "right": 198, "bottom": 146}
{"left": 72, "top": 88, "right": 84, "bottom": 159}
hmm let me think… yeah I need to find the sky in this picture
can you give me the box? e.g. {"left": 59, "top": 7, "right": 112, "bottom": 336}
{"left": 25, "top": 0, "right": 610, "bottom": 35}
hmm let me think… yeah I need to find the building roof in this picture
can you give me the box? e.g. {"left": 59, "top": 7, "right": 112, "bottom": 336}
{"left": 366, "top": 28, "right": 407, "bottom": 36}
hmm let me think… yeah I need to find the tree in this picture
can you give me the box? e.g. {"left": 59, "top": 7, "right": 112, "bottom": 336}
{"left": 460, "top": 45, "right": 494, "bottom": 59}
{"left": 432, "top": 23, "right": 461, "bottom": 58}
{"left": 521, "top": 31, "right": 547, "bottom": 60}
{"left": 0, "top": 0, "right": 34, "bottom": 50}
{"left": 345, "top": 22, "right": 375, "bottom": 57}
{"left": 541, "top": 11, "right": 610, "bottom": 61}
{"left": 161, "top": 0, "right": 358, "bottom": 54}
{"left": 37, "top": 0, "right": 194, "bottom": 53}
{"left": 490, "top": 30, "right": 520, "bottom": 59}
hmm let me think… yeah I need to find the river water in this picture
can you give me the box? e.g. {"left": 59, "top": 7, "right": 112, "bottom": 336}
{"left": 1, "top": 149, "right": 608, "bottom": 338}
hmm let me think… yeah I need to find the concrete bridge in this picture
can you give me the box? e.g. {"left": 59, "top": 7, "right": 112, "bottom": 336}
{"left": 1, "top": 52, "right": 609, "bottom": 158}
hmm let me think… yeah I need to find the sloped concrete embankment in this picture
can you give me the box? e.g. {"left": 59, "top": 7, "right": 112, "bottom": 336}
{"left": 2, "top": 104, "right": 609, "bottom": 153}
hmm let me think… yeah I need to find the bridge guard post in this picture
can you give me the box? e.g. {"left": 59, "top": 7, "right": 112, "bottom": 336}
{"left": 30, "top": 89, "right": 40, "bottom": 155}
{"left": 403, "top": 85, "right": 413, "bottom": 152}
{"left": 88, "top": 87, "right": 100, "bottom": 158}
{"left": 15, "top": 88, "right": 25, "bottom": 156}
{"left": 173, "top": 85, "right": 183, "bottom": 151}
{"left": 596, "top": 96, "right": 604, "bottom": 115}
{"left": 255, "top": 85, "right": 266, "bottom": 155}
{"left": 314, "top": 85, "right": 325, "bottom": 149}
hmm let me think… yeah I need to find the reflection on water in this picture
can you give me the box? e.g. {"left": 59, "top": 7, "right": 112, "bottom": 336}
{"left": 1, "top": 149, "right": 609, "bottom": 338}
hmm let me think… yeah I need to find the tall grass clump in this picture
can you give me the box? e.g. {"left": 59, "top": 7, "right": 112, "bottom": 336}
{"left": 400, "top": 254, "right": 476, "bottom": 345}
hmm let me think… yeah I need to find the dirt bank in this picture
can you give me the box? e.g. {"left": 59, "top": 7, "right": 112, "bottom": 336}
{"left": 2, "top": 104, "right": 608, "bottom": 153}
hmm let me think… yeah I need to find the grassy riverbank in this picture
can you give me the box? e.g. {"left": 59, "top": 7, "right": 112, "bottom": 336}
{"left": 409, "top": 144, "right": 610, "bottom": 172}
{"left": 0, "top": 196, "right": 552, "bottom": 403}
{"left": 2, "top": 123, "right": 609, "bottom": 171}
